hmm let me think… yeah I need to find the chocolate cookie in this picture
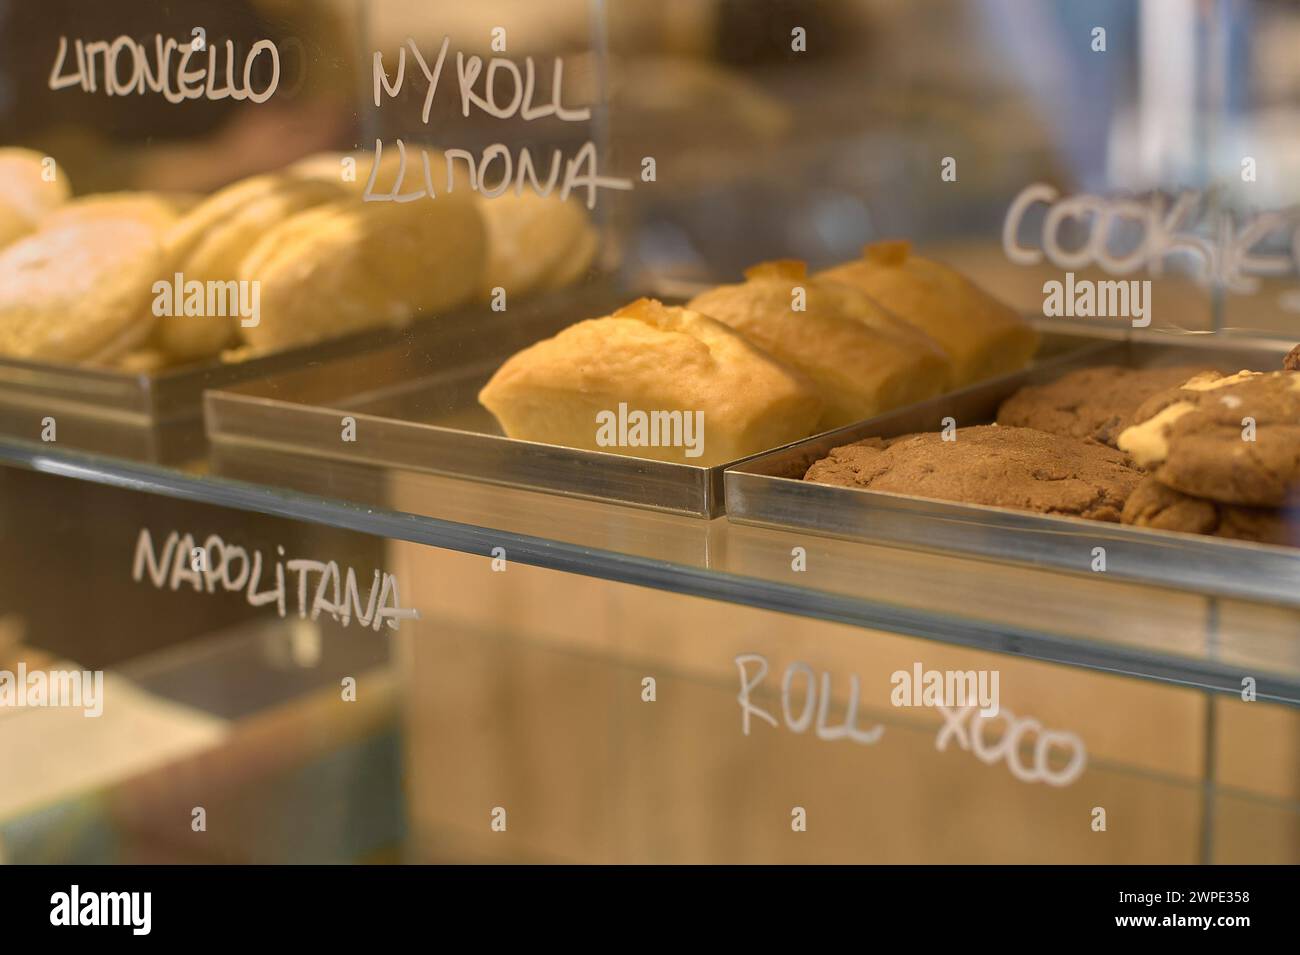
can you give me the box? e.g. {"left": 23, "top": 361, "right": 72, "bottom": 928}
{"left": 803, "top": 424, "right": 1142, "bottom": 521}
{"left": 1118, "top": 370, "right": 1300, "bottom": 506}
{"left": 997, "top": 364, "right": 1212, "bottom": 447}
{"left": 1121, "top": 476, "right": 1296, "bottom": 546}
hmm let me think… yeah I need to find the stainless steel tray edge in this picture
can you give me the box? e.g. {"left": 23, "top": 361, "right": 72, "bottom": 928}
{"left": 202, "top": 326, "right": 1115, "bottom": 519}
{"left": 726, "top": 333, "right": 1300, "bottom": 606}
{"left": 205, "top": 388, "right": 724, "bottom": 517}
{"left": 726, "top": 471, "right": 1300, "bottom": 605}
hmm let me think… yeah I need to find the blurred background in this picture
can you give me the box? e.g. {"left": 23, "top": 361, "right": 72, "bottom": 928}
{"left": 3, "top": 0, "right": 1298, "bottom": 329}
{"left": 0, "top": 0, "right": 1298, "bottom": 864}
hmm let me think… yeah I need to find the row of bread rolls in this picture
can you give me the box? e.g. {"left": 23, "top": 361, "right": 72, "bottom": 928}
{"left": 0, "top": 146, "right": 597, "bottom": 371}
{"left": 479, "top": 243, "right": 1038, "bottom": 466}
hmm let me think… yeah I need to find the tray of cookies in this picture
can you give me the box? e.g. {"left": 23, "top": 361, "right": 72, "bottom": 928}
{"left": 205, "top": 242, "right": 1102, "bottom": 517}
{"left": 725, "top": 330, "right": 1300, "bottom": 604}
{"left": 0, "top": 144, "right": 599, "bottom": 458}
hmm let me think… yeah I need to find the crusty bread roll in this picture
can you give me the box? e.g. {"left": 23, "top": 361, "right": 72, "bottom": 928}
{"left": 40, "top": 192, "right": 189, "bottom": 234}
{"left": 113, "top": 346, "right": 172, "bottom": 375}
{"left": 299, "top": 150, "right": 597, "bottom": 301}
{"left": 818, "top": 240, "right": 1038, "bottom": 387}
{"left": 288, "top": 145, "right": 422, "bottom": 197}
{"left": 687, "top": 259, "right": 953, "bottom": 430}
{"left": 155, "top": 176, "right": 345, "bottom": 360}
{"left": 0, "top": 198, "right": 35, "bottom": 250}
{"left": 478, "top": 298, "right": 823, "bottom": 466}
{"left": 0, "top": 148, "right": 71, "bottom": 250}
{"left": 0, "top": 148, "right": 69, "bottom": 223}
{"left": 540, "top": 223, "right": 599, "bottom": 292}
{"left": 478, "top": 192, "right": 597, "bottom": 300}
{"left": 238, "top": 169, "right": 485, "bottom": 352}
{"left": 0, "top": 219, "right": 162, "bottom": 363}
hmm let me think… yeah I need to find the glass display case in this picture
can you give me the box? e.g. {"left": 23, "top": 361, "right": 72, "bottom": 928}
{"left": 0, "top": 0, "right": 1297, "bottom": 868}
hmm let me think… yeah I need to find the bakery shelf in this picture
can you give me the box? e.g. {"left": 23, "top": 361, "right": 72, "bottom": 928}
{"left": 3, "top": 434, "right": 1298, "bottom": 706}
{"left": 202, "top": 304, "right": 1107, "bottom": 518}
{"left": 202, "top": 288, "right": 734, "bottom": 518}
{"left": 0, "top": 318, "right": 467, "bottom": 426}
{"left": 0, "top": 290, "right": 612, "bottom": 466}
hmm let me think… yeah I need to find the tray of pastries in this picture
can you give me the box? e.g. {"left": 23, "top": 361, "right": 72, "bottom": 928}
{"left": 0, "top": 144, "right": 599, "bottom": 453}
{"left": 726, "top": 331, "right": 1300, "bottom": 604}
{"left": 205, "top": 241, "right": 1098, "bottom": 517}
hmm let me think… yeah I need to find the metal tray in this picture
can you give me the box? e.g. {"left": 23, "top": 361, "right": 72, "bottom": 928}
{"left": 725, "top": 330, "right": 1300, "bottom": 604}
{"left": 204, "top": 301, "right": 1110, "bottom": 518}
{"left": 0, "top": 308, "right": 557, "bottom": 465}
{"left": 0, "top": 320, "right": 470, "bottom": 425}
{"left": 0, "top": 284, "right": 622, "bottom": 464}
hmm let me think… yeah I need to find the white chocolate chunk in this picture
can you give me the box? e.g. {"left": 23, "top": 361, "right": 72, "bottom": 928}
{"left": 1181, "top": 370, "right": 1259, "bottom": 391}
{"left": 1118, "top": 401, "right": 1195, "bottom": 467}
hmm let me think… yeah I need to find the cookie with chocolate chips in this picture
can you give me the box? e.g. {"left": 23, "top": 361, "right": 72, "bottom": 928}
{"left": 1121, "top": 476, "right": 1297, "bottom": 545}
{"left": 1117, "top": 370, "right": 1300, "bottom": 506}
{"left": 804, "top": 424, "right": 1142, "bottom": 521}
{"left": 996, "top": 364, "right": 1212, "bottom": 447}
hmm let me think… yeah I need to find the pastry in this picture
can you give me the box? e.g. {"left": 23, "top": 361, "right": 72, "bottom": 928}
{"left": 288, "top": 151, "right": 363, "bottom": 188}
{"left": 478, "top": 192, "right": 596, "bottom": 299}
{"left": 289, "top": 149, "right": 392, "bottom": 194}
{"left": 39, "top": 192, "right": 189, "bottom": 234}
{"left": 300, "top": 150, "right": 596, "bottom": 299}
{"left": 997, "top": 364, "right": 1213, "bottom": 447}
{"left": 112, "top": 346, "right": 172, "bottom": 375}
{"left": 0, "top": 147, "right": 71, "bottom": 248}
{"left": 1121, "top": 475, "right": 1296, "bottom": 545}
{"left": 1117, "top": 370, "right": 1300, "bottom": 506}
{"left": 289, "top": 146, "right": 423, "bottom": 198}
{"left": 478, "top": 298, "right": 823, "bottom": 466}
{"left": 540, "top": 223, "right": 599, "bottom": 292}
{"left": 804, "top": 424, "right": 1142, "bottom": 521}
{"left": 157, "top": 176, "right": 345, "bottom": 360}
{"left": 1283, "top": 344, "right": 1300, "bottom": 371}
{"left": 0, "top": 219, "right": 162, "bottom": 363}
{"left": 817, "top": 240, "right": 1038, "bottom": 387}
{"left": 687, "top": 259, "right": 953, "bottom": 430}
{"left": 163, "top": 175, "right": 293, "bottom": 266}
{"left": 0, "top": 197, "right": 34, "bottom": 249}
{"left": 239, "top": 176, "right": 485, "bottom": 351}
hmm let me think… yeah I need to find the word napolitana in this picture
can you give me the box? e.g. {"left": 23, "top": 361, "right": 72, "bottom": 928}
{"left": 132, "top": 528, "right": 418, "bottom": 631}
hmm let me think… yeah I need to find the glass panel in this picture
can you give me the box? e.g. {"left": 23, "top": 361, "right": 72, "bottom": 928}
{"left": 0, "top": 0, "right": 1297, "bottom": 867}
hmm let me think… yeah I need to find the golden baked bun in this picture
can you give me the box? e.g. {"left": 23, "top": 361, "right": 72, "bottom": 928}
{"left": 288, "top": 146, "right": 415, "bottom": 197}
{"left": 818, "top": 240, "right": 1038, "bottom": 387}
{"left": 287, "top": 151, "right": 359, "bottom": 187}
{"left": 0, "top": 147, "right": 70, "bottom": 228}
{"left": 238, "top": 173, "right": 485, "bottom": 352}
{"left": 0, "top": 148, "right": 71, "bottom": 250}
{"left": 40, "top": 191, "right": 189, "bottom": 234}
{"left": 478, "top": 298, "right": 823, "bottom": 466}
{"left": 164, "top": 175, "right": 288, "bottom": 262}
{"left": 540, "top": 223, "right": 599, "bottom": 292}
{"left": 0, "top": 198, "right": 34, "bottom": 250}
{"left": 0, "top": 219, "right": 162, "bottom": 363}
{"left": 478, "top": 192, "right": 597, "bottom": 300}
{"left": 156, "top": 176, "right": 346, "bottom": 360}
{"left": 688, "top": 259, "right": 953, "bottom": 430}
{"left": 113, "top": 346, "right": 172, "bottom": 375}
